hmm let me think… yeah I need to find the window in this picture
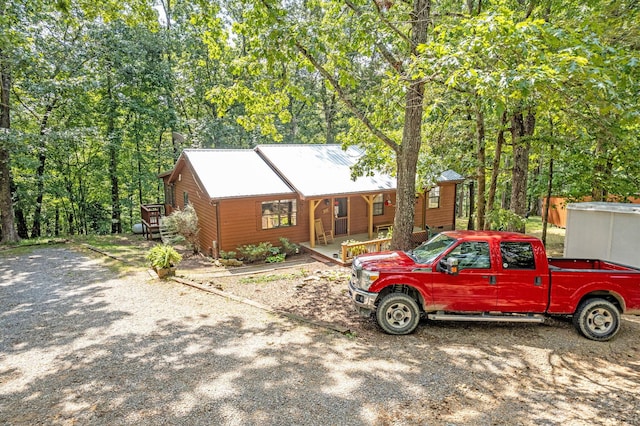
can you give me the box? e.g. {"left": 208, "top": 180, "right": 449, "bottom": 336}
{"left": 444, "top": 241, "right": 491, "bottom": 270}
{"left": 373, "top": 194, "right": 384, "bottom": 216}
{"left": 183, "top": 191, "right": 189, "bottom": 206}
{"left": 261, "top": 200, "right": 297, "bottom": 229}
{"left": 164, "top": 183, "right": 175, "bottom": 207}
{"left": 500, "top": 242, "right": 535, "bottom": 270}
{"left": 428, "top": 186, "right": 440, "bottom": 208}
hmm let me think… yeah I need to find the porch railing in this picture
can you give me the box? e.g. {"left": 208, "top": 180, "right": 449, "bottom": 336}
{"left": 141, "top": 204, "right": 165, "bottom": 240}
{"left": 340, "top": 229, "right": 430, "bottom": 263}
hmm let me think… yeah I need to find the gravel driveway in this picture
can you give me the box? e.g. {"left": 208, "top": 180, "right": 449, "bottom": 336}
{"left": 2, "top": 246, "right": 640, "bottom": 425}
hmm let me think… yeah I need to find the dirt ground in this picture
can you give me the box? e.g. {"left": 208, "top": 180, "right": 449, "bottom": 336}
{"left": 175, "top": 252, "right": 640, "bottom": 424}
{"left": 3, "top": 244, "right": 640, "bottom": 425}
{"left": 179, "top": 252, "right": 640, "bottom": 341}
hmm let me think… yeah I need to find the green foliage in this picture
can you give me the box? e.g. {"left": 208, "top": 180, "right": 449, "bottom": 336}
{"left": 485, "top": 209, "right": 527, "bottom": 232}
{"left": 378, "top": 226, "right": 393, "bottom": 240}
{"left": 219, "top": 250, "right": 237, "bottom": 260}
{"left": 2, "top": 0, "right": 638, "bottom": 245}
{"left": 278, "top": 237, "right": 300, "bottom": 256}
{"left": 236, "top": 239, "right": 301, "bottom": 263}
{"left": 236, "top": 242, "right": 275, "bottom": 263}
{"left": 265, "top": 253, "right": 286, "bottom": 263}
{"left": 146, "top": 244, "right": 182, "bottom": 269}
{"left": 162, "top": 205, "right": 200, "bottom": 254}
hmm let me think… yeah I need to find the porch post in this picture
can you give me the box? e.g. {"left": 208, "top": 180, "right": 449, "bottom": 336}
{"left": 347, "top": 197, "right": 351, "bottom": 236}
{"left": 361, "top": 194, "right": 375, "bottom": 239}
{"left": 309, "top": 199, "right": 321, "bottom": 248}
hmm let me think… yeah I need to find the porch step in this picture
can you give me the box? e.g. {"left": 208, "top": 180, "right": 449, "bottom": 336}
{"left": 427, "top": 312, "right": 546, "bottom": 323}
{"left": 159, "top": 219, "right": 179, "bottom": 245}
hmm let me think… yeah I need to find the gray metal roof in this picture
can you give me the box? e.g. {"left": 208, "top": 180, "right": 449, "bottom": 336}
{"left": 438, "top": 169, "right": 465, "bottom": 182}
{"left": 178, "top": 145, "right": 463, "bottom": 200}
{"left": 256, "top": 144, "right": 395, "bottom": 198}
{"left": 183, "top": 149, "right": 294, "bottom": 199}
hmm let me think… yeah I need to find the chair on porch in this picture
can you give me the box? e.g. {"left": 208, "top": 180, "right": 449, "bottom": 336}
{"left": 314, "top": 219, "right": 334, "bottom": 245}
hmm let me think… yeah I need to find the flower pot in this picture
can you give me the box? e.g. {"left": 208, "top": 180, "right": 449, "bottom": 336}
{"left": 156, "top": 266, "right": 176, "bottom": 278}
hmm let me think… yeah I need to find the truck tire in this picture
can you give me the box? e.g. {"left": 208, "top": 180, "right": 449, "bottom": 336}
{"left": 376, "top": 293, "right": 420, "bottom": 335}
{"left": 573, "top": 298, "right": 621, "bottom": 341}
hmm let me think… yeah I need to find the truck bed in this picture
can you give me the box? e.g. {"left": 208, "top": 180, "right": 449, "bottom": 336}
{"left": 548, "top": 258, "right": 640, "bottom": 272}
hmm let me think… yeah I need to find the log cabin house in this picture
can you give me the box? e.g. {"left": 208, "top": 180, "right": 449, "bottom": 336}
{"left": 150, "top": 144, "right": 464, "bottom": 262}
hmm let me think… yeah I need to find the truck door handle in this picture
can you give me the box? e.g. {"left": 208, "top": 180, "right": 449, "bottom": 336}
{"left": 534, "top": 276, "right": 542, "bottom": 286}
{"left": 482, "top": 275, "right": 497, "bottom": 285}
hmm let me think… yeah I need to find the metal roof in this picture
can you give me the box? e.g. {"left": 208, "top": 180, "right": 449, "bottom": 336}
{"left": 438, "top": 169, "right": 465, "bottom": 182}
{"left": 176, "top": 145, "right": 464, "bottom": 200}
{"left": 256, "top": 144, "right": 396, "bottom": 198}
{"left": 182, "top": 149, "right": 295, "bottom": 199}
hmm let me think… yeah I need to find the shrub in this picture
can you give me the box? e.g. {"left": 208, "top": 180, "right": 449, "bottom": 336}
{"left": 278, "top": 237, "right": 300, "bottom": 256}
{"left": 162, "top": 204, "right": 200, "bottom": 254}
{"left": 146, "top": 244, "right": 182, "bottom": 270}
{"left": 219, "top": 250, "right": 237, "bottom": 260}
{"left": 265, "top": 253, "right": 286, "bottom": 263}
{"left": 236, "top": 242, "right": 274, "bottom": 263}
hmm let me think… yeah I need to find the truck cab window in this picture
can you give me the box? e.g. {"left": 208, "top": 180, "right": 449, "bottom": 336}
{"left": 500, "top": 242, "right": 535, "bottom": 270}
{"left": 444, "top": 241, "right": 491, "bottom": 270}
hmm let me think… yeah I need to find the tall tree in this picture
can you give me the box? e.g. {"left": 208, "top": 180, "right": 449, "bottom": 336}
{"left": 212, "top": 0, "right": 434, "bottom": 250}
{"left": 0, "top": 2, "right": 22, "bottom": 243}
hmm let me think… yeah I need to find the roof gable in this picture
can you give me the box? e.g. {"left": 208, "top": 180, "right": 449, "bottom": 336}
{"left": 181, "top": 149, "right": 295, "bottom": 199}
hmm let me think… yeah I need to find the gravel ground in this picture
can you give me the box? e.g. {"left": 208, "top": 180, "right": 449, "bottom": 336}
{"left": 2, "top": 246, "right": 640, "bottom": 425}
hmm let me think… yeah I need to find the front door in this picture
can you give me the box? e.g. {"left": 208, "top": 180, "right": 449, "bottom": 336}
{"left": 334, "top": 197, "right": 348, "bottom": 236}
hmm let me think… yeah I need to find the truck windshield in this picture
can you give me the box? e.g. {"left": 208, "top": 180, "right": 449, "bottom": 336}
{"left": 410, "top": 234, "right": 457, "bottom": 264}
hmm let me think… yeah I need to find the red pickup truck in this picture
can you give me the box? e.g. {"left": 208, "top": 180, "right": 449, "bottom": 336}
{"left": 348, "top": 231, "right": 640, "bottom": 341}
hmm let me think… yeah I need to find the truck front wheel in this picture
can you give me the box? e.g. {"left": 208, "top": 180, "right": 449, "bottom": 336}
{"left": 573, "top": 298, "right": 621, "bottom": 341}
{"left": 376, "top": 293, "right": 420, "bottom": 335}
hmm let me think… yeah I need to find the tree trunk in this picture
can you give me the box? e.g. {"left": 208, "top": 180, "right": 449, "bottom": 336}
{"left": 508, "top": 108, "right": 535, "bottom": 232}
{"left": 321, "top": 85, "right": 337, "bottom": 144}
{"left": 475, "top": 102, "right": 486, "bottom": 230}
{"left": 106, "top": 73, "right": 122, "bottom": 234}
{"left": 467, "top": 180, "right": 475, "bottom": 230}
{"left": 55, "top": 207, "right": 60, "bottom": 236}
{"left": 390, "top": 0, "right": 430, "bottom": 251}
{"left": 31, "top": 100, "right": 57, "bottom": 238}
{"left": 10, "top": 180, "right": 28, "bottom": 238}
{"left": 542, "top": 143, "right": 554, "bottom": 246}
{"left": 591, "top": 140, "right": 611, "bottom": 201}
{"left": 486, "top": 111, "right": 506, "bottom": 229}
{"left": 0, "top": 49, "right": 19, "bottom": 243}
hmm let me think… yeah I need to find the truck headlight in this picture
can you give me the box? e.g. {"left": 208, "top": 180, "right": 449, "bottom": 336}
{"left": 359, "top": 270, "right": 379, "bottom": 291}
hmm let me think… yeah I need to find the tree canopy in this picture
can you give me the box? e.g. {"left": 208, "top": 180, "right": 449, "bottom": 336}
{"left": 0, "top": 0, "right": 638, "bottom": 245}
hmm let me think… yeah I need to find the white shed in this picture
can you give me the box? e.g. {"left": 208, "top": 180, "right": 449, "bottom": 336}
{"left": 564, "top": 202, "right": 640, "bottom": 268}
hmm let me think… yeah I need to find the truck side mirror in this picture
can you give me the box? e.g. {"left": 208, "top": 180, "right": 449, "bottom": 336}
{"left": 437, "top": 257, "right": 459, "bottom": 275}
{"left": 446, "top": 258, "right": 459, "bottom": 276}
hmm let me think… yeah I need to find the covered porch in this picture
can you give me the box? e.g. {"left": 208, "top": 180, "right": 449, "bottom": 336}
{"left": 300, "top": 228, "right": 430, "bottom": 265}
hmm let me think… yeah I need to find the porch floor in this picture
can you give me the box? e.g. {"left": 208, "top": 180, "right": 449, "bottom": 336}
{"left": 299, "top": 227, "right": 428, "bottom": 266}
{"left": 299, "top": 232, "right": 372, "bottom": 266}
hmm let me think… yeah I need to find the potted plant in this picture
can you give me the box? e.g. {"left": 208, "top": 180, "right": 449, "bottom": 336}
{"left": 146, "top": 244, "right": 182, "bottom": 278}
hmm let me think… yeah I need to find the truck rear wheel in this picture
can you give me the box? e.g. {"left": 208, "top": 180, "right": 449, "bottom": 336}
{"left": 376, "top": 293, "right": 420, "bottom": 335}
{"left": 573, "top": 298, "right": 621, "bottom": 341}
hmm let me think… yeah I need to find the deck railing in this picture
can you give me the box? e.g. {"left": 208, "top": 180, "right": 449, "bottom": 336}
{"left": 140, "top": 204, "right": 165, "bottom": 239}
{"left": 339, "top": 229, "right": 430, "bottom": 263}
